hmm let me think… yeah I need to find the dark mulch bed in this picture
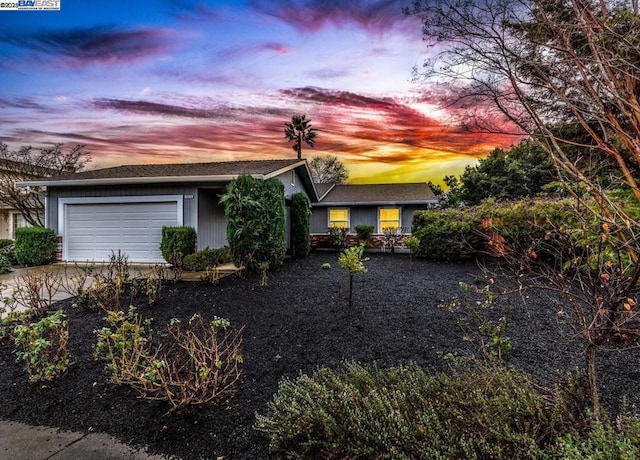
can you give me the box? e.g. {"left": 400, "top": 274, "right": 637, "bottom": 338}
{"left": 1, "top": 253, "right": 639, "bottom": 459}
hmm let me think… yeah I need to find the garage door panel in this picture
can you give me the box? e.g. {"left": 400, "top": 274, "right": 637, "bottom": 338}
{"left": 65, "top": 201, "right": 178, "bottom": 262}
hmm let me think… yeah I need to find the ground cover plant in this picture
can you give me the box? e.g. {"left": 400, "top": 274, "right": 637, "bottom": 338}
{"left": 0, "top": 253, "right": 639, "bottom": 459}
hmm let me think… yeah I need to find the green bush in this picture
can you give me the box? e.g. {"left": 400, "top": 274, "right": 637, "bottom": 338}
{"left": 0, "top": 239, "right": 16, "bottom": 265}
{"left": 0, "top": 254, "right": 12, "bottom": 274}
{"left": 290, "top": 192, "right": 311, "bottom": 258}
{"left": 14, "top": 227, "right": 57, "bottom": 267}
{"left": 160, "top": 226, "right": 197, "bottom": 266}
{"left": 550, "top": 414, "right": 640, "bottom": 459}
{"left": 256, "top": 361, "right": 561, "bottom": 460}
{"left": 183, "top": 247, "right": 232, "bottom": 271}
{"left": 354, "top": 224, "right": 375, "bottom": 247}
{"left": 412, "top": 209, "right": 483, "bottom": 261}
{"left": 13, "top": 309, "right": 70, "bottom": 383}
{"left": 220, "top": 175, "right": 286, "bottom": 272}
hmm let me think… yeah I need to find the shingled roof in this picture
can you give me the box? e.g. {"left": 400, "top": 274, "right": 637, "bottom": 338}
{"left": 24, "top": 159, "right": 303, "bottom": 183}
{"left": 317, "top": 183, "right": 437, "bottom": 205}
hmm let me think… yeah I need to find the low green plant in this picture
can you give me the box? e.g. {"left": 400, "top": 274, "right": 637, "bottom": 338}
{"left": 13, "top": 309, "right": 70, "bottom": 383}
{"left": 405, "top": 234, "right": 420, "bottom": 266}
{"left": 0, "top": 254, "right": 12, "bottom": 274}
{"left": 183, "top": 247, "right": 232, "bottom": 272}
{"left": 354, "top": 224, "right": 375, "bottom": 247}
{"left": 338, "top": 245, "right": 367, "bottom": 307}
{"left": 255, "top": 360, "right": 561, "bottom": 459}
{"left": 550, "top": 413, "right": 640, "bottom": 459}
{"left": 321, "top": 263, "right": 331, "bottom": 270}
{"left": 14, "top": 227, "right": 57, "bottom": 267}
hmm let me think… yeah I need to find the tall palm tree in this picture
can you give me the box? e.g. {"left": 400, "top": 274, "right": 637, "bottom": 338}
{"left": 284, "top": 114, "right": 317, "bottom": 159}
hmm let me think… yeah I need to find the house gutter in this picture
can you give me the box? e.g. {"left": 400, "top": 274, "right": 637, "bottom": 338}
{"left": 17, "top": 174, "right": 267, "bottom": 187}
{"left": 313, "top": 200, "right": 438, "bottom": 206}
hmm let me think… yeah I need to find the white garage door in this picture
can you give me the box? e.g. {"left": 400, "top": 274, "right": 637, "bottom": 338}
{"left": 64, "top": 201, "right": 179, "bottom": 262}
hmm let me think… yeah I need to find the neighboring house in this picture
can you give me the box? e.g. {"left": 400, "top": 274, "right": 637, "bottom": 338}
{"left": 310, "top": 183, "right": 438, "bottom": 249}
{"left": 0, "top": 159, "right": 52, "bottom": 239}
{"left": 19, "top": 159, "right": 317, "bottom": 263}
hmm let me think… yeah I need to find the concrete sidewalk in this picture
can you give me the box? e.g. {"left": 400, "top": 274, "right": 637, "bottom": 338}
{"left": 0, "top": 420, "right": 171, "bottom": 459}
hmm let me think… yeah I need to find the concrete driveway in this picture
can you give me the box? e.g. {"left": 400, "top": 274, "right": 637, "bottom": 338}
{"left": 0, "top": 263, "right": 159, "bottom": 316}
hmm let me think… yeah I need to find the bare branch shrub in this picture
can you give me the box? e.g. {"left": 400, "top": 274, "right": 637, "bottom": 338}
{"left": 9, "top": 269, "right": 64, "bottom": 317}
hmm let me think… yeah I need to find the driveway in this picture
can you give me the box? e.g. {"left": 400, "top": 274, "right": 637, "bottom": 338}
{"left": 0, "top": 263, "right": 158, "bottom": 317}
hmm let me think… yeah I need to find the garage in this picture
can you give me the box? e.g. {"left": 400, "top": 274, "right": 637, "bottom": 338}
{"left": 61, "top": 197, "right": 182, "bottom": 263}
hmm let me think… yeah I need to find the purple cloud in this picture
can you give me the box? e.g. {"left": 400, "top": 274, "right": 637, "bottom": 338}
{"left": 249, "top": 0, "right": 408, "bottom": 33}
{"left": 0, "top": 26, "right": 174, "bottom": 66}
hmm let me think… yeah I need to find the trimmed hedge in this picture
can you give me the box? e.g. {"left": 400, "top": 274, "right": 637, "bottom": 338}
{"left": 290, "top": 192, "right": 311, "bottom": 258}
{"left": 0, "top": 239, "right": 16, "bottom": 265}
{"left": 14, "top": 227, "right": 57, "bottom": 267}
{"left": 354, "top": 224, "right": 375, "bottom": 247}
{"left": 160, "top": 226, "right": 197, "bottom": 266}
{"left": 183, "top": 247, "right": 232, "bottom": 272}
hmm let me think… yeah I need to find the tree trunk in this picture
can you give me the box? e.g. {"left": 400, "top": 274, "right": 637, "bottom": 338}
{"left": 349, "top": 274, "right": 354, "bottom": 307}
{"left": 586, "top": 343, "right": 601, "bottom": 420}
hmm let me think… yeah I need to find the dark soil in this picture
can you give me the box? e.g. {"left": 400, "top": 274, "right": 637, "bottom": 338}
{"left": 1, "top": 253, "right": 639, "bottom": 459}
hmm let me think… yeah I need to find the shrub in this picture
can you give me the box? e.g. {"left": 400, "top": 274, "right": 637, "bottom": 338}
{"left": 321, "top": 263, "right": 331, "bottom": 270}
{"left": 220, "top": 175, "right": 286, "bottom": 271}
{"left": 160, "top": 226, "right": 197, "bottom": 266}
{"left": 14, "top": 227, "right": 57, "bottom": 267}
{"left": 0, "top": 238, "right": 16, "bottom": 265}
{"left": 13, "top": 309, "right": 70, "bottom": 383}
{"left": 183, "top": 247, "right": 232, "bottom": 272}
{"left": 255, "top": 361, "right": 560, "bottom": 459}
{"left": 79, "top": 251, "right": 132, "bottom": 311}
{"left": 290, "top": 192, "right": 311, "bottom": 258}
{"left": 0, "top": 254, "right": 12, "bottom": 274}
{"left": 550, "top": 414, "right": 640, "bottom": 459}
{"left": 412, "top": 209, "right": 483, "bottom": 261}
{"left": 8, "top": 269, "right": 65, "bottom": 318}
{"left": 95, "top": 309, "right": 244, "bottom": 413}
{"left": 328, "top": 226, "right": 349, "bottom": 251}
{"left": 354, "top": 224, "right": 375, "bottom": 247}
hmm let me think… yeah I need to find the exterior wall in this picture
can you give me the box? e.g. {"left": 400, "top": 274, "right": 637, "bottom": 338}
{"left": 197, "top": 188, "right": 227, "bottom": 249}
{"left": 46, "top": 184, "right": 202, "bottom": 233}
{"left": 0, "top": 210, "right": 11, "bottom": 239}
{"left": 274, "top": 170, "right": 307, "bottom": 199}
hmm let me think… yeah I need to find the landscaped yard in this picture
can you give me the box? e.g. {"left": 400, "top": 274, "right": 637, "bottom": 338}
{"left": 1, "top": 252, "right": 639, "bottom": 459}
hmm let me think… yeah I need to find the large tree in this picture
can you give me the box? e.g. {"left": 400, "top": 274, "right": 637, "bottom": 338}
{"left": 407, "top": 0, "right": 640, "bottom": 418}
{"left": 308, "top": 155, "right": 349, "bottom": 184}
{"left": 284, "top": 114, "right": 317, "bottom": 159}
{"left": 0, "top": 143, "right": 91, "bottom": 226}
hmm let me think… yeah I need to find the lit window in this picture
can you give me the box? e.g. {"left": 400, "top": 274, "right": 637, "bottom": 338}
{"left": 379, "top": 208, "right": 400, "bottom": 231}
{"left": 329, "top": 208, "right": 349, "bottom": 228}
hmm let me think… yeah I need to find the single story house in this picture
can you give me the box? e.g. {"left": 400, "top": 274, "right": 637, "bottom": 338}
{"left": 19, "top": 159, "right": 317, "bottom": 263}
{"left": 19, "top": 158, "right": 438, "bottom": 262}
{"left": 310, "top": 183, "right": 438, "bottom": 249}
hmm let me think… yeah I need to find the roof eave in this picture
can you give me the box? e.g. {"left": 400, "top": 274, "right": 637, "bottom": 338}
{"left": 313, "top": 199, "right": 438, "bottom": 206}
{"left": 17, "top": 174, "right": 267, "bottom": 187}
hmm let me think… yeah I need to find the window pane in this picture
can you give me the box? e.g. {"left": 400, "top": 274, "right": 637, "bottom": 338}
{"left": 380, "top": 208, "right": 400, "bottom": 229}
{"left": 329, "top": 209, "right": 349, "bottom": 228}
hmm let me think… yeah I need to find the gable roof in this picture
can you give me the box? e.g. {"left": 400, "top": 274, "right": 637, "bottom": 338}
{"left": 18, "top": 158, "right": 319, "bottom": 202}
{"left": 316, "top": 183, "right": 437, "bottom": 206}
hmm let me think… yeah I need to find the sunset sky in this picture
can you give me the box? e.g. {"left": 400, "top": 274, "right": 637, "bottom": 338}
{"left": 0, "top": 0, "right": 518, "bottom": 184}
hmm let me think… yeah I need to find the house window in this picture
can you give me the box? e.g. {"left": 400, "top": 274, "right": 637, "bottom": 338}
{"left": 328, "top": 208, "right": 349, "bottom": 229}
{"left": 379, "top": 207, "right": 401, "bottom": 232}
{"left": 290, "top": 170, "right": 296, "bottom": 186}
{"left": 11, "top": 212, "right": 41, "bottom": 239}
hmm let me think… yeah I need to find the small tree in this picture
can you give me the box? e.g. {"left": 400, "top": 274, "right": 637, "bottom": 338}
{"left": 338, "top": 245, "right": 367, "bottom": 308}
